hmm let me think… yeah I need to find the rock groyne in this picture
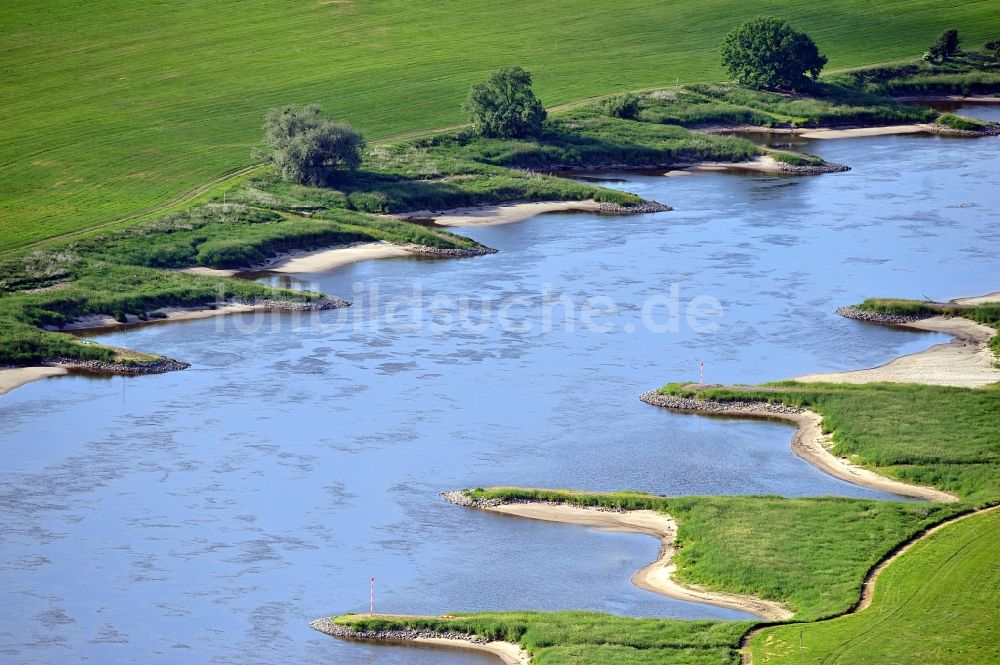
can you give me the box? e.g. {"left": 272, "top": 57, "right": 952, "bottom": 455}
{"left": 835, "top": 306, "right": 931, "bottom": 325}
{"left": 52, "top": 357, "right": 191, "bottom": 376}
{"left": 254, "top": 297, "right": 350, "bottom": 311}
{"left": 309, "top": 617, "right": 490, "bottom": 645}
{"left": 404, "top": 245, "right": 499, "bottom": 258}
{"left": 638, "top": 390, "right": 804, "bottom": 416}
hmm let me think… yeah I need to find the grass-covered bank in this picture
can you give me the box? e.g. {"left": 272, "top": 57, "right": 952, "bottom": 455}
{"left": 846, "top": 296, "right": 1000, "bottom": 356}
{"left": 0, "top": 88, "right": 832, "bottom": 369}
{"left": 6, "top": 0, "right": 1000, "bottom": 250}
{"left": 627, "top": 51, "right": 1000, "bottom": 131}
{"left": 655, "top": 382, "right": 1000, "bottom": 504}
{"left": 342, "top": 379, "right": 997, "bottom": 663}
{"left": 332, "top": 611, "right": 753, "bottom": 665}
{"left": 0, "top": 263, "right": 327, "bottom": 365}
{"left": 456, "top": 489, "right": 961, "bottom": 622}
{"left": 748, "top": 507, "right": 999, "bottom": 664}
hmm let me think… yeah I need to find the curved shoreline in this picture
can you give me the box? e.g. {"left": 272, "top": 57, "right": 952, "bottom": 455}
{"left": 391, "top": 199, "right": 670, "bottom": 228}
{"left": 0, "top": 297, "right": 349, "bottom": 397}
{"left": 443, "top": 493, "right": 793, "bottom": 620}
{"left": 638, "top": 392, "right": 958, "bottom": 503}
{"left": 738, "top": 504, "right": 999, "bottom": 664}
{"left": 795, "top": 313, "right": 1000, "bottom": 388}
{"left": 309, "top": 617, "right": 531, "bottom": 665}
{"left": 0, "top": 365, "right": 70, "bottom": 395}
{"left": 694, "top": 155, "right": 849, "bottom": 175}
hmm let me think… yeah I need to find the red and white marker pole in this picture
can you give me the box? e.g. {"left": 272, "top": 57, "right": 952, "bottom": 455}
{"left": 369, "top": 576, "right": 375, "bottom": 616}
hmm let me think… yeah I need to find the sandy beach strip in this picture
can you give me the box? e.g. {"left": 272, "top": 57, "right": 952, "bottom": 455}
{"left": 413, "top": 637, "right": 530, "bottom": 665}
{"left": 393, "top": 200, "right": 604, "bottom": 227}
{"left": 694, "top": 156, "right": 786, "bottom": 173}
{"left": 640, "top": 394, "right": 958, "bottom": 502}
{"left": 258, "top": 241, "right": 414, "bottom": 273}
{"left": 42, "top": 302, "right": 264, "bottom": 332}
{"left": 952, "top": 291, "right": 1000, "bottom": 306}
{"left": 485, "top": 502, "right": 794, "bottom": 620}
{"left": 797, "top": 125, "right": 931, "bottom": 139}
{"left": 0, "top": 365, "right": 69, "bottom": 395}
{"left": 794, "top": 315, "right": 1000, "bottom": 388}
{"left": 783, "top": 410, "right": 957, "bottom": 502}
{"left": 179, "top": 241, "right": 414, "bottom": 277}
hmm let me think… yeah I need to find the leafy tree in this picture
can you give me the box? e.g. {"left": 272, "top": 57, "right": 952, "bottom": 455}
{"left": 925, "top": 29, "right": 961, "bottom": 62}
{"left": 720, "top": 17, "right": 828, "bottom": 90}
{"left": 602, "top": 93, "right": 642, "bottom": 120}
{"left": 465, "top": 67, "right": 547, "bottom": 138}
{"left": 986, "top": 40, "right": 1000, "bottom": 54}
{"left": 256, "top": 105, "right": 364, "bottom": 186}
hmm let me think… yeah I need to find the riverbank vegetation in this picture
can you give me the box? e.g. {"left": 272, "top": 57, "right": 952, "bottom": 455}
{"left": 6, "top": 0, "right": 1000, "bottom": 251}
{"left": 852, "top": 297, "right": 1000, "bottom": 355}
{"left": 340, "top": 377, "right": 999, "bottom": 663}
{"left": 0, "top": 77, "right": 833, "bottom": 367}
{"left": 460, "top": 489, "right": 960, "bottom": 621}
{"left": 656, "top": 382, "right": 1000, "bottom": 503}
{"left": 336, "top": 612, "right": 752, "bottom": 665}
{"left": 748, "top": 507, "right": 999, "bottom": 664}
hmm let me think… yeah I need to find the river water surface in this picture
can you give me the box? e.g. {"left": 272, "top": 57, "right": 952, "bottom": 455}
{"left": 1, "top": 106, "right": 998, "bottom": 664}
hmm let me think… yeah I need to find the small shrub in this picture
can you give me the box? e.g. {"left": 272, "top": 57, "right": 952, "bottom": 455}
{"left": 601, "top": 93, "right": 642, "bottom": 119}
{"left": 255, "top": 105, "right": 364, "bottom": 186}
{"left": 925, "top": 29, "right": 961, "bottom": 62}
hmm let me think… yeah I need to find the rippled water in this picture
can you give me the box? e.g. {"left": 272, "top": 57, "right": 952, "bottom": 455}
{"left": 1, "top": 107, "right": 998, "bottom": 664}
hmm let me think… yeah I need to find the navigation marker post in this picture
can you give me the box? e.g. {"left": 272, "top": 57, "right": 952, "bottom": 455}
{"left": 370, "top": 576, "right": 375, "bottom": 616}
{"left": 700, "top": 361, "right": 705, "bottom": 387}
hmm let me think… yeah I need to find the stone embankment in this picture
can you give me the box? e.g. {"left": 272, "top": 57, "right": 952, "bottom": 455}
{"left": 51, "top": 357, "right": 190, "bottom": 376}
{"left": 441, "top": 490, "right": 628, "bottom": 512}
{"left": 309, "top": 617, "right": 489, "bottom": 645}
{"left": 255, "top": 297, "right": 350, "bottom": 310}
{"left": 638, "top": 390, "right": 804, "bottom": 416}
{"left": 776, "top": 161, "right": 850, "bottom": 174}
{"left": 834, "top": 306, "right": 931, "bottom": 325}
{"left": 930, "top": 123, "right": 1000, "bottom": 137}
{"left": 598, "top": 201, "right": 672, "bottom": 214}
{"left": 405, "top": 245, "right": 499, "bottom": 258}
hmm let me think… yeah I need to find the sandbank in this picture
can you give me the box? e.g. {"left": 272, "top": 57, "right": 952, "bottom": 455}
{"left": 0, "top": 365, "right": 69, "bottom": 395}
{"left": 798, "top": 125, "right": 931, "bottom": 139}
{"left": 179, "top": 241, "right": 413, "bottom": 277}
{"left": 795, "top": 315, "right": 1000, "bottom": 388}
{"left": 394, "top": 200, "right": 604, "bottom": 227}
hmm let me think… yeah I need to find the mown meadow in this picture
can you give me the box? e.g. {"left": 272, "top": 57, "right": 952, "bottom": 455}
{"left": 4, "top": 0, "right": 1000, "bottom": 251}
{"left": 748, "top": 508, "right": 999, "bottom": 664}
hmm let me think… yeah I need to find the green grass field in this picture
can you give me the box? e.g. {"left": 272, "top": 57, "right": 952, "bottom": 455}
{"left": 4, "top": 0, "right": 1000, "bottom": 251}
{"left": 749, "top": 507, "right": 1000, "bottom": 664}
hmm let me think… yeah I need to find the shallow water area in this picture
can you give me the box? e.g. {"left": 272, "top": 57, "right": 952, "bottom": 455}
{"left": 1, "top": 108, "right": 998, "bottom": 664}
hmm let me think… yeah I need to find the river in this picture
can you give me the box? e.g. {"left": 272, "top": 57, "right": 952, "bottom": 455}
{"left": 1, "top": 106, "right": 997, "bottom": 664}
